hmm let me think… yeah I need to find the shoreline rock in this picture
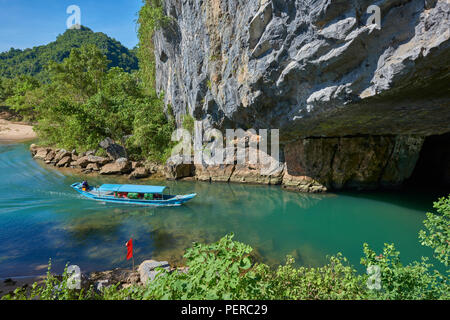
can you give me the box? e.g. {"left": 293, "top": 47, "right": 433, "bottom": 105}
{"left": 100, "top": 158, "right": 132, "bottom": 175}
{"left": 99, "top": 137, "right": 127, "bottom": 160}
{"left": 30, "top": 144, "right": 158, "bottom": 180}
{"left": 138, "top": 260, "right": 171, "bottom": 285}
{"left": 1, "top": 260, "right": 186, "bottom": 297}
{"left": 29, "top": 131, "right": 435, "bottom": 193}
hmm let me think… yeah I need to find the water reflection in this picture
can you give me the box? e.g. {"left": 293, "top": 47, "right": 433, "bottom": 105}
{"left": 39, "top": 177, "right": 334, "bottom": 270}
{"left": 0, "top": 143, "right": 441, "bottom": 277}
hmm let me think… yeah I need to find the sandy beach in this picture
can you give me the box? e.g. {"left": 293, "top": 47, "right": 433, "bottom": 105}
{"left": 0, "top": 118, "right": 37, "bottom": 142}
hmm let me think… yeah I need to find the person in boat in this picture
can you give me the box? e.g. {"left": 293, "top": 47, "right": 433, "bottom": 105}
{"left": 81, "top": 180, "right": 90, "bottom": 192}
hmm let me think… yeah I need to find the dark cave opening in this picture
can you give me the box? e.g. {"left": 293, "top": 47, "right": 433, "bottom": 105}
{"left": 406, "top": 132, "right": 450, "bottom": 190}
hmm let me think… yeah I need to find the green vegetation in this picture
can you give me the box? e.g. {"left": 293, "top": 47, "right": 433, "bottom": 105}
{"left": 419, "top": 195, "right": 450, "bottom": 267}
{"left": 25, "top": 44, "right": 174, "bottom": 162}
{"left": 0, "top": 75, "right": 41, "bottom": 119}
{"left": 132, "top": 0, "right": 177, "bottom": 162}
{"left": 182, "top": 112, "right": 195, "bottom": 135}
{"left": 1, "top": 2, "right": 176, "bottom": 163}
{"left": 3, "top": 195, "right": 449, "bottom": 300}
{"left": 137, "top": 0, "right": 171, "bottom": 91}
{"left": 27, "top": 45, "right": 138, "bottom": 149}
{"left": 210, "top": 54, "right": 220, "bottom": 62}
{"left": 0, "top": 26, "right": 138, "bottom": 82}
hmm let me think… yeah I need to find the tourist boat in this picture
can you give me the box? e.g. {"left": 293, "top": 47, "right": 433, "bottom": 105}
{"left": 71, "top": 183, "right": 197, "bottom": 207}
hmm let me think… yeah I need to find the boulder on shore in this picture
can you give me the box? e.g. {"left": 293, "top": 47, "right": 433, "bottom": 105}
{"left": 87, "top": 155, "right": 110, "bottom": 166}
{"left": 88, "top": 268, "right": 140, "bottom": 291}
{"left": 195, "top": 164, "right": 235, "bottom": 182}
{"left": 53, "top": 150, "right": 71, "bottom": 163}
{"left": 86, "top": 163, "right": 100, "bottom": 172}
{"left": 29, "top": 144, "right": 39, "bottom": 156}
{"left": 165, "top": 155, "right": 195, "bottom": 180}
{"left": 131, "top": 161, "right": 143, "bottom": 170}
{"left": 56, "top": 156, "right": 72, "bottom": 168}
{"left": 71, "top": 152, "right": 79, "bottom": 161}
{"left": 99, "top": 138, "right": 127, "bottom": 160}
{"left": 74, "top": 155, "right": 110, "bottom": 168}
{"left": 129, "top": 167, "right": 150, "bottom": 180}
{"left": 100, "top": 158, "right": 132, "bottom": 175}
{"left": 145, "top": 162, "right": 163, "bottom": 174}
{"left": 282, "top": 171, "right": 328, "bottom": 193}
{"left": 138, "top": 260, "right": 170, "bottom": 285}
{"left": 44, "top": 150, "right": 56, "bottom": 163}
{"left": 74, "top": 156, "right": 91, "bottom": 168}
{"left": 33, "top": 147, "right": 51, "bottom": 160}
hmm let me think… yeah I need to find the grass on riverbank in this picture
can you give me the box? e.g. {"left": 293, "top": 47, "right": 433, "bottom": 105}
{"left": 2, "top": 196, "right": 449, "bottom": 300}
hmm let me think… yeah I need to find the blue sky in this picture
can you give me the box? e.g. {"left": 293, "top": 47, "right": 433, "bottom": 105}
{"left": 0, "top": 0, "right": 143, "bottom": 52}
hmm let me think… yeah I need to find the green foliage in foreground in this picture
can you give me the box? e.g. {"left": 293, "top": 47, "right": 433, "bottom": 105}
{"left": 419, "top": 195, "right": 450, "bottom": 267}
{"left": 2, "top": 261, "right": 97, "bottom": 301}
{"left": 3, "top": 196, "right": 449, "bottom": 301}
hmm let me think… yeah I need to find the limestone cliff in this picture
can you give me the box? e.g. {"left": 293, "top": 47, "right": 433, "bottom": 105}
{"left": 153, "top": 0, "right": 450, "bottom": 191}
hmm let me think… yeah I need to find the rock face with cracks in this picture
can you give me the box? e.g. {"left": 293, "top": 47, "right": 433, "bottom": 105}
{"left": 153, "top": 0, "right": 450, "bottom": 191}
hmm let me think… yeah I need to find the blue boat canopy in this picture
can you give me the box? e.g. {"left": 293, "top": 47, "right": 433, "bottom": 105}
{"left": 98, "top": 184, "right": 167, "bottom": 194}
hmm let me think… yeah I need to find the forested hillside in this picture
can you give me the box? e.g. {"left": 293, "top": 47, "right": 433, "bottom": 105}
{"left": 0, "top": 26, "right": 138, "bottom": 81}
{"left": 0, "top": 2, "right": 175, "bottom": 163}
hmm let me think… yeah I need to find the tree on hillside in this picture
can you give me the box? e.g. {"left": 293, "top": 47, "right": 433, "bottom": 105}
{"left": 0, "top": 26, "right": 138, "bottom": 81}
{"left": 3, "top": 76, "right": 41, "bottom": 119}
{"left": 47, "top": 44, "right": 109, "bottom": 101}
{"left": 137, "top": 0, "right": 171, "bottom": 93}
{"left": 33, "top": 44, "right": 174, "bottom": 161}
{"left": 0, "top": 78, "right": 6, "bottom": 104}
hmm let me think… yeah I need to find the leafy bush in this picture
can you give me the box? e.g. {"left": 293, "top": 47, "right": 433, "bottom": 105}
{"left": 3, "top": 75, "right": 41, "bottom": 120}
{"left": 18, "top": 44, "right": 176, "bottom": 161}
{"left": 260, "top": 254, "right": 366, "bottom": 300}
{"left": 419, "top": 195, "right": 450, "bottom": 267}
{"left": 2, "top": 260, "right": 96, "bottom": 301}
{"left": 2, "top": 2, "right": 175, "bottom": 163}
{"left": 138, "top": 234, "right": 256, "bottom": 300}
{"left": 32, "top": 45, "right": 135, "bottom": 151}
{"left": 360, "top": 243, "right": 447, "bottom": 300}
{"left": 126, "top": 92, "right": 175, "bottom": 163}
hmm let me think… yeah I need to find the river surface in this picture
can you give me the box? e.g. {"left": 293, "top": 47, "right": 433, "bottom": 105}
{"left": 0, "top": 142, "right": 446, "bottom": 277}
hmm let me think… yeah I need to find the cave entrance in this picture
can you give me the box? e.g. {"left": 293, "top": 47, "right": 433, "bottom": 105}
{"left": 406, "top": 132, "right": 450, "bottom": 190}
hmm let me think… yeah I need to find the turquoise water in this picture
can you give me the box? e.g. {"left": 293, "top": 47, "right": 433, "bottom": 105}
{"left": 0, "top": 143, "right": 445, "bottom": 277}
